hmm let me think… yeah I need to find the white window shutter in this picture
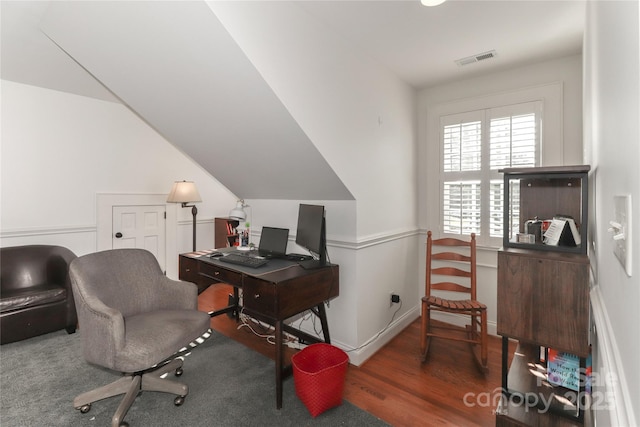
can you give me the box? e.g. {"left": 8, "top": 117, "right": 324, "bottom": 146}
{"left": 490, "top": 113, "right": 537, "bottom": 170}
{"left": 440, "top": 101, "right": 541, "bottom": 244}
{"left": 443, "top": 180, "right": 481, "bottom": 235}
{"left": 443, "top": 121, "right": 482, "bottom": 172}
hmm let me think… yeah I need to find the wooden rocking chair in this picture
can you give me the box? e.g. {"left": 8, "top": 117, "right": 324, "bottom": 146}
{"left": 420, "top": 231, "right": 488, "bottom": 373}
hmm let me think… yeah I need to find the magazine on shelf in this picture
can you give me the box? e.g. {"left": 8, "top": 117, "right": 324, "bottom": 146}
{"left": 547, "top": 348, "right": 580, "bottom": 391}
{"left": 543, "top": 216, "right": 581, "bottom": 247}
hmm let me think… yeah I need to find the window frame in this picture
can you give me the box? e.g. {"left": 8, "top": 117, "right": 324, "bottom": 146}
{"left": 439, "top": 101, "right": 543, "bottom": 247}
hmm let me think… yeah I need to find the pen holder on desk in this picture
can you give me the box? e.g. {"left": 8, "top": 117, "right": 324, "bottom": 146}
{"left": 291, "top": 343, "right": 349, "bottom": 417}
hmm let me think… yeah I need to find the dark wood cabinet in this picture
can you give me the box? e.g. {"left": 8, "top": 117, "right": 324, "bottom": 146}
{"left": 497, "top": 249, "right": 589, "bottom": 357}
{"left": 496, "top": 166, "right": 591, "bottom": 426}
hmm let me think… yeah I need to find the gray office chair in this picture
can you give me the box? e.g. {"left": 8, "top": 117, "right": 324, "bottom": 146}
{"left": 69, "top": 249, "right": 211, "bottom": 427}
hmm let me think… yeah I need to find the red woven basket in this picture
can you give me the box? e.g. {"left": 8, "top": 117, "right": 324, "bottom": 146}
{"left": 291, "top": 343, "right": 349, "bottom": 417}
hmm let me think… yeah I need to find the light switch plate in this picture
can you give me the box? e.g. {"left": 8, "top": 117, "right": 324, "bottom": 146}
{"left": 613, "top": 195, "right": 632, "bottom": 276}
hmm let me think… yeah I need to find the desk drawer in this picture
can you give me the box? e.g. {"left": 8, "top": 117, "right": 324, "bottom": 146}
{"left": 179, "top": 256, "right": 208, "bottom": 293}
{"left": 179, "top": 256, "right": 199, "bottom": 283}
{"left": 199, "top": 262, "right": 242, "bottom": 285}
{"left": 243, "top": 279, "right": 276, "bottom": 318}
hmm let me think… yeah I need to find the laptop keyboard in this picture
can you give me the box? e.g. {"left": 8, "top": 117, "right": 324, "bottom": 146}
{"left": 218, "top": 253, "right": 268, "bottom": 268}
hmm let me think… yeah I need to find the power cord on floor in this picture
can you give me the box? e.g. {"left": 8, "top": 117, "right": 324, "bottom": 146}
{"left": 291, "top": 308, "right": 324, "bottom": 338}
{"left": 236, "top": 308, "right": 302, "bottom": 348}
{"left": 345, "top": 298, "right": 403, "bottom": 353}
{"left": 236, "top": 311, "right": 277, "bottom": 345}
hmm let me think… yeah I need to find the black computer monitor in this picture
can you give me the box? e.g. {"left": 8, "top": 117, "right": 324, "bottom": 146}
{"left": 295, "top": 204, "right": 327, "bottom": 269}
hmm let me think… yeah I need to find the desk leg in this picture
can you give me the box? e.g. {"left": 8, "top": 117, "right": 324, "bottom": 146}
{"left": 275, "top": 320, "right": 283, "bottom": 409}
{"left": 233, "top": 287, "right": 240, "bottom": 320}
{"left": 317, "top": 303, "right": 331, "bottom": 344}
{"left": 206, "top": 286, "right": 240, "bottom": 320}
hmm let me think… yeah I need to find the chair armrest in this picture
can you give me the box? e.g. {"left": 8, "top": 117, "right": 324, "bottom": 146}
{"left": 71, "top": 284, "right": 125, "bottom": 369}
{"left": 151, "top": 276, "right": 199, "bottom": 311}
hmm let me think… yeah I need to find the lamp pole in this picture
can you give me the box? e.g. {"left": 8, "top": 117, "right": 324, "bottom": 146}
{"left": 190, "top": 204, "right": 198, "bottom": 251}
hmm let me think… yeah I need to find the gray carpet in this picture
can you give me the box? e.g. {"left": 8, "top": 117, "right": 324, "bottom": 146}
{"left": 0, "top": 330, "right": 388, "bottom": 426}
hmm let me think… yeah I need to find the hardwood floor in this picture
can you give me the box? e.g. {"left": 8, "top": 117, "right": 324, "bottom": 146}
{"left": 198, "top": 284, "right": 510, "bottom": 427}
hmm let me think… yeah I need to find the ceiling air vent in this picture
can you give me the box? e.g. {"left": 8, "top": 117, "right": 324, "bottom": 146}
{"left": 455, "top": 50, "right": 497, "bottom": 67}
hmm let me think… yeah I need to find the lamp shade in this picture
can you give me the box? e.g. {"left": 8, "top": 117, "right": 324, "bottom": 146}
{"left": 229, "top": 200, "right": 247, "bottom": 221}
{"left": 166, "top": 181, "right": 202, "bottom": 204}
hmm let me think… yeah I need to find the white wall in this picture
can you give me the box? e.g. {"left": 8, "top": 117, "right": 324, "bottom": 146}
{"left": 417, "top": 55, "right": 584, "bottom": 333}
{"left": 0, "top": 80, "right": 238, "bottom": 274}
{"left": 209, "top": 2, "right": 419, "bottom": 364}
{"left": 208, "top": 1, "right": 417, "bottom": 238}
{"left": 583, "top": 1, "right": 639, "bottom": 425}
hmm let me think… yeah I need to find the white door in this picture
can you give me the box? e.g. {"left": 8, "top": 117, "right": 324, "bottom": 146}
{"left": 112, "top": 205, "right": 166, "bottom": 272}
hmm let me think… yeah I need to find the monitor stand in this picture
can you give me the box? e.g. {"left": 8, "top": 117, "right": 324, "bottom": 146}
{"left": 299, "top": 259, "right": 327, "bottom": 270}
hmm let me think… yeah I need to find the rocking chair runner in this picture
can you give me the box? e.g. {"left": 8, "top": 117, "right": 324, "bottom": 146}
{"left": 420, "top": 231, "right": 488, "bottom": 373}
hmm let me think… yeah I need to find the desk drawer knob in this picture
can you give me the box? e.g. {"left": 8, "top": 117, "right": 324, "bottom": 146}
{"left": 185, "top": 268, "right": 191, "bottom": 272}
{"left": 254, "top": 294, "right": 260, "bottom": 299}
{"left": 215, "top": 271, "right": 220, "bottom": 276}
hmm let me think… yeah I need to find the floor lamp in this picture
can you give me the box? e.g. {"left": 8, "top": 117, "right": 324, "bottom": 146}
{"left": 167, "top": 181, "right": 202, "bottom": 251}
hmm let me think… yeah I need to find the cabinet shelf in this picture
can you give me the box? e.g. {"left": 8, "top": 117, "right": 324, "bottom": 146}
{"left": 497, "top": 342, "right": 586, "bottom": 426}
{"left": 214, "top": 217, "right": 240, "bottom": 249}
{"left": 501, "top": 165, "right": 589, "bottom": 255}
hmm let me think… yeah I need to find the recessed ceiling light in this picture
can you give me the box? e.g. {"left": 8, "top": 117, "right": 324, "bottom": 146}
{"left": 421, "top": 0, "right": 447, "bottom": 6}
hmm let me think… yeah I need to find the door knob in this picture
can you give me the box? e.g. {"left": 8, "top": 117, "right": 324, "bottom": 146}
{"left": 115, "top": 232, "right": 123, "bottom": 238}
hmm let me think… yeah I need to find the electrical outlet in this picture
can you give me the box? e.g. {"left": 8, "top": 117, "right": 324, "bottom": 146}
{"left": 390, "top": 293, "right": 400, "bottom": 306}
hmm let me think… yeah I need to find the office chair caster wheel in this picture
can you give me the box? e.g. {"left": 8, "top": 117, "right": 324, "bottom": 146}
{"left": 175, "top": 367, "right": 183, "bottom": 377}
{"left": 77, "top": 404, "right": 91, "bottom": 414}
{"left": 174, "top": 396, "right": 185, "bottom": 406}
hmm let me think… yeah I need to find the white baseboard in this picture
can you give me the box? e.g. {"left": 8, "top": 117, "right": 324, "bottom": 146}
{"left": 335, "top": 306, "right": 420, "bottom": 366}
{"left": 590, "top": 285, "right": 637, "bottom": 427}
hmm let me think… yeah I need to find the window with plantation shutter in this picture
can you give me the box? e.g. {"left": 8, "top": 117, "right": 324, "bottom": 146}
{"left": 440, "top": 101, "right": 541, "bottom": 246}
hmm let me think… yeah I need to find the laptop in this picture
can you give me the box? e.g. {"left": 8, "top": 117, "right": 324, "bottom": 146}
{"left": 257, "top": 227, "right": 289, "bottom": 258}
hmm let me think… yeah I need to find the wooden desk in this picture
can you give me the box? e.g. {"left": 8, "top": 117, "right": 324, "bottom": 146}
{"left": 179, "top": 251, "right": 339, "bottom": 409}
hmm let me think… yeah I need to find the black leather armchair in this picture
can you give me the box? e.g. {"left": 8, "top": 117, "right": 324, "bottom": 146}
{"left": 1, "top": 245, "right": 78, "bottom": 344}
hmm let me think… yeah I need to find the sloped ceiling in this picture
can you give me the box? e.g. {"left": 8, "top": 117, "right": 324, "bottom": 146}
{"left": 36, "top": 1, "right": 353, "bottom": 201}
{"left": 0, "top": 1, "right": 119, "bottom": 103}
{"left": 2, "top": 1, "right": 585, "bottom": 202}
